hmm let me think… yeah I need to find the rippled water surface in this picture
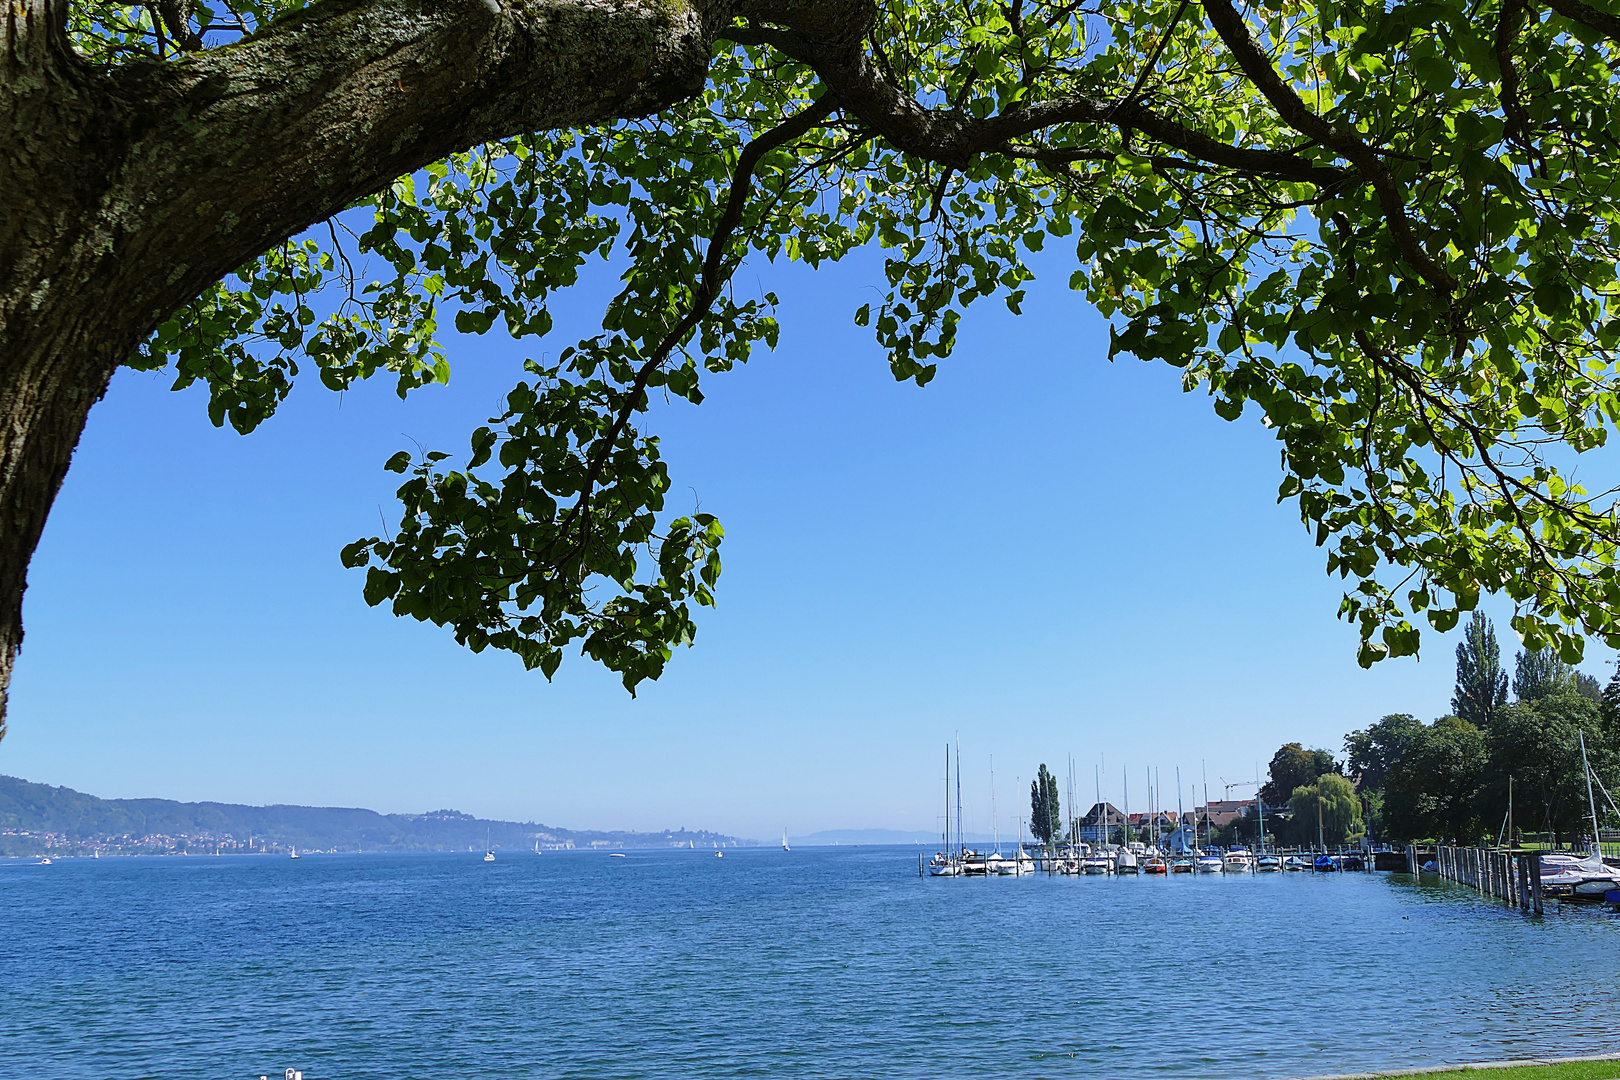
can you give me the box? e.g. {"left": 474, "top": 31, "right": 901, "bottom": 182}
{"left": 3, "top": 848, "right": 1619, "bottom": 1079}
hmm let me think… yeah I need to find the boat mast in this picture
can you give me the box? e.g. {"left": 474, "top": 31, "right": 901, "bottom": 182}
{"left": 1123, "top": 766, "right": 1130, "bottom": 851}
{"left": 1068, "top": 756, "right": 1076, "bottom": 860}
{"left": 991, "top": 755, "right": 1000, "bottom": 858}
{"left": 1175, "top": 766, "right": 1184, "bottom": 854}
{"left": 944, "top": 743, "right": 950, "bottom": 863}
{"left": 1580, "top": 729, "right": 1603, "bottom": 855}
{"left": 1202, "top": 761, "right": 1211, "bottom": 851}
{"left": 1255, "top": 764, "right": 1265, "bottom": 856}
{"left": 955, "top": 738, "right": 964, "bottom": 861}
{"left": 1017, "top": 776, "right": 1025, "bottom": 866}
{"left": 1094, "top": 765, "right": 1103, "bottom": 851}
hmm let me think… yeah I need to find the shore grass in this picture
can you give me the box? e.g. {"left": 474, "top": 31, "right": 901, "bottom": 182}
{"left": 1364, "top": 1064, "right": 1620, "bottom": 1080}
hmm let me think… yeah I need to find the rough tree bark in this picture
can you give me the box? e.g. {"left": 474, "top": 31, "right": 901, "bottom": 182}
{"left": 0, "top": 0, "right": 728, "bottom": 735}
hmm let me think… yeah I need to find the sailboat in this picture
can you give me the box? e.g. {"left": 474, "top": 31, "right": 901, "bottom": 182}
{"left": 483, "top": 830, "right": 495, "bottom": 862}
{"left": 1255, "top": 765, "right": 1281, "bottom": 870}
{"left": 1541, "top": 731, "right": 1620, "bottom": 898}
{"left": 999, "top": 810, "right": 1033, "bottom": 874}
{"left": 1168, "top": 767, "right": 1194, "bottom": 872}
{"left": 1115, "top": 766, "right": 1139, "bottom": 874}
{"left": 1079, "top": 766, "right": 1112, "bottom": 874}
{"left": 289, "top": 846, "right": 300, "bottom": 860}
{"left": 985, "top": 757, "right": 1015, "bottom": 875}
{"left": 782, "top": 829, "right": 790, "bottom": 852}
{"left": 928, "top": 743, "right": 958, "bottom": 876}
{"left": 1313, "top": 793, "right": 1338, "bottom": 871}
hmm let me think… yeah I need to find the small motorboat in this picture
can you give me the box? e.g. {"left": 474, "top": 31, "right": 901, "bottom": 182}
{"left": 1338, "top": 852, "right": 1367, "bottom": 871}
{"left": 714, "top": 851, "right": 723, "bottom": 858}
{"left": 1114, "top": 849, "right": 1140, "bottom": 875}
{"left": 1313, "top": 854, "right": 1339, "bottom": 872}
{"left": 1196, "top": 854, "right": 1224, "bottom": 873}
{"left": 995, "top": 852, "right": 1033, "bottom": 875}
{"left": 1256, "top": 855, "right": 1282, "bottom": 872}
{"left": 609, "top": 852, "right": 627, "bottom": 858}
{"left": 37, "top": 857, "right": 52, "bottom": 866}
{"left": 961, "top": 850, "right": 988, "bottom": 876}
{"left": 1283, "top": 855, "right": 1309, "bottom": 871}
{"left": 1223, "top": 848, "right": 1255, "bottom": 873}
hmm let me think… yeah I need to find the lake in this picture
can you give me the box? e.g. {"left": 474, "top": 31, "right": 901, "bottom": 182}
{"left": 2, "top": 847, "right": 1617, "bottom": 1078}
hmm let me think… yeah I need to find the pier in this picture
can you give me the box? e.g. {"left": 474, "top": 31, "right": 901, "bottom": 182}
{"left": 1411, "top": 844, "right": 1545, "bottom": 915}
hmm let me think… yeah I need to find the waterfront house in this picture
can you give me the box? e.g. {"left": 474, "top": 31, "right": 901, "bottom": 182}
{"left": 1074, "top": 802, "right": 1128, "bottom": 845}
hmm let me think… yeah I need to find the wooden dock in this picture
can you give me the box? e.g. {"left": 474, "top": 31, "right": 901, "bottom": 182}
{"left": 1409, "top": 843, "right": 1544, "bottom": 915}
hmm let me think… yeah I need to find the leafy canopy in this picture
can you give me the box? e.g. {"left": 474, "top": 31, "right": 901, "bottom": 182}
{"left": 1287, "top": 772, "right": 1364, "bottom": 846}
{"left": 1451, "top": 611, "right": 1508, "bottom": 726}
{"left": 1384, "top": 714, "right": 1489, "bottom": 842}
{"left": 72, "top": 0, "right": 1620, "bottom": 688}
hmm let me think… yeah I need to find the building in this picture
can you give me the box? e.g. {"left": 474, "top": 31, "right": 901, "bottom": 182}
{"left": 1074, "top": 802, "right": 1128, "bottom": 845}
{"left": 1128, "top": 810, "right": 1177, "bottom": 839}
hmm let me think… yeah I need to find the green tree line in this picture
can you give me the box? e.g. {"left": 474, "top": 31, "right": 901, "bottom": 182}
{"left": 1345, "top": 613, "right": 1620, "bottom": 845}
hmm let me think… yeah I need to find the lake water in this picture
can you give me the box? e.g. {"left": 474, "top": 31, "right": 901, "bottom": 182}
{"left": 2, "top": 847, "right": 1618, "bottom": 1079}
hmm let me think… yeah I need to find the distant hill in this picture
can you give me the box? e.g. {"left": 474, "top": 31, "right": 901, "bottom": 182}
{"left": 0, "top": 775, "right": 750, "bottom": 857}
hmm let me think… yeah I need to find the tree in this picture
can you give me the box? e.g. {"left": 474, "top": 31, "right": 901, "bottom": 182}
{"left": 1603, "top": 663, "right": 1620, "bottom": 744}
{"left": 1384, "top": 716, "right": 1487, "bottom": 844}
{"left": 1575, "top": 672, "right": 1604, "bottom": 703}
{"left": 1030, "top": 765, "right": 1061, "bottom": 847}
{"left": 1479, "top": 693, "right": 1601, "bottom": 844}
{"left": 1362, "top": 789, "right": 1387, "bottom": 844}
{"left": 1451, "top": 613, "right": 1508, "bottom": 729}
{"left": 14, "top": 0, "right": 1620, "bottom": 734}
{"left": 1286, "top": 774, "right": 1362, "bottom": 847}
{"left": 1261, "top": 743, "right": 1340, "bottom": 805}
{"left": 1344, "top": 714, "right": 1424, "bottom": 793}
{"left": 1513, "top": 648, "right": 1574, "bottom": 703}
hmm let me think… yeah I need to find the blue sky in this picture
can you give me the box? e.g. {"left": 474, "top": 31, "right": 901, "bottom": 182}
{"left": 4, "top": 247, "right": 1602, "bottom": 842}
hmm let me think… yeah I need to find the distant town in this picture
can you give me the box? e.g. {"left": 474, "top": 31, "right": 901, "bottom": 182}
{"left": 0, "top": 775, "right": 749, "bottom": 857}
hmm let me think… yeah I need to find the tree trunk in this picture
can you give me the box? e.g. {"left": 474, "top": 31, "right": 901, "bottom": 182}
{"left": 0, "top": 0, "right": 723, "bottom": 734}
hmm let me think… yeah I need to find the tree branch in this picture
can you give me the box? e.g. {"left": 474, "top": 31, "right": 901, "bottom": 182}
{"left": 558, "top": 95, "right": 840, "bottom": 559}
{"left": 1495, "top": 0, "right": 1533, "bottom": 149}
{"left": 1199, "top": 0, "right": 1459, "bottom": 297}
{"left": 1542, "top": 0, "right": 1620, "bottom": 41}
{"left": 722, "top": 23, "right": 1346, "bottom": 185}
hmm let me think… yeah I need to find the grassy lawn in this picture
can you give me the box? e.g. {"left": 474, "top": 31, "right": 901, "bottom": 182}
{"left": 1362, "top": 1063, "right": 1620, "bottom": 1080}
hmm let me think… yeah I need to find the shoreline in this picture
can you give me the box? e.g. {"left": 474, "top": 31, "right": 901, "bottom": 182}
{"left": 1287, "top": 1052, "right": 1620, "bottom": 1080}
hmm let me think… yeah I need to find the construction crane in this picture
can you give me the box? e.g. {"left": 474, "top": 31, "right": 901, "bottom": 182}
{"left": 1220, "top": 778, "right": 1258, "bottom": 802}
